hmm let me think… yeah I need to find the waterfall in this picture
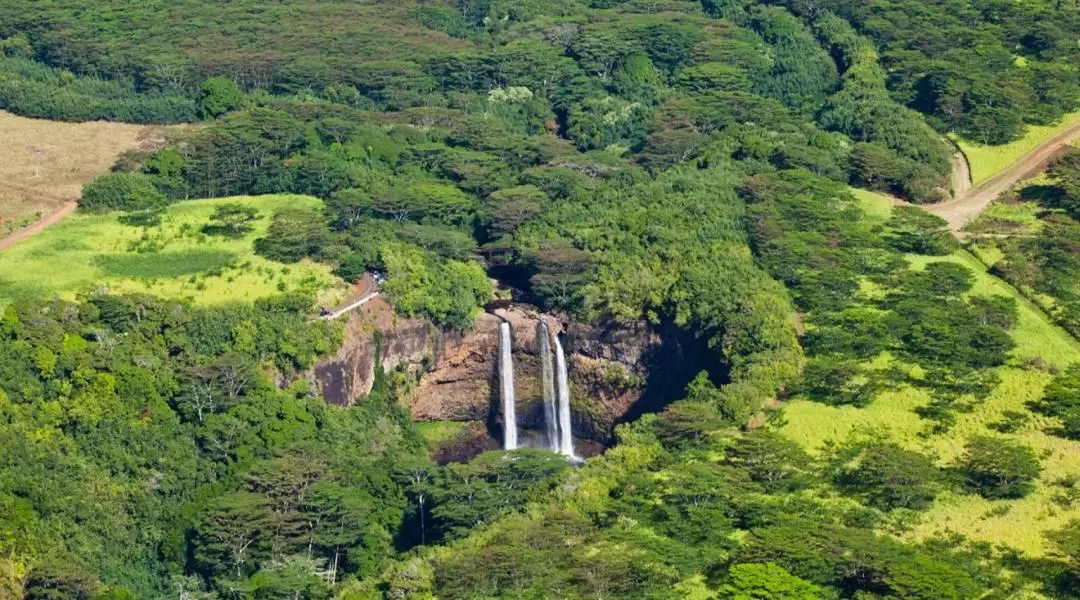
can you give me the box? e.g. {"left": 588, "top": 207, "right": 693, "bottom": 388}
{"left": 538, "top": 322, "right": 559, "bottom": 452}
{"left": 499, "top": 322, "right": 517, "bottom": 450}
{"left": 553, "top": 334, "right": 577, "bottom": 459}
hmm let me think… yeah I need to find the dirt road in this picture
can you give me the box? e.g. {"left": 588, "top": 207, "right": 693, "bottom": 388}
{"left": 922, "top": 121, "right": 1080, "bottom": 234}
{"left": 318, "top": 274, "right": 380, "bottom": 320}
{"left": 948, "top": 142, "right": 971, "bottom": 199}
{"left": 0, "top": 201, "right": 76, "bottom": 252}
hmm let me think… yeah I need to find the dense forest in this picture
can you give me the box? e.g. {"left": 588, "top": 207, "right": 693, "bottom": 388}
{"left": 3, "top": 0, "right": 1080, "bottom": 598}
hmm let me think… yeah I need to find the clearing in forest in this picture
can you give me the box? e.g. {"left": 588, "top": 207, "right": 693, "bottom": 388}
{"left": 955, "top": 109, "right": 1080, "bottom": 185}
{"left": 784, "top": 189, "right": 1080, "bottom": 557}
{"left": 0, "top": 110, "right": 174, "bottom": 239}
{"left": 0, "top": 194, "right": 348, "bottom": 309}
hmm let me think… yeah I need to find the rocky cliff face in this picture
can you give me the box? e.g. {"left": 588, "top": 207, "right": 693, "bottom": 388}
{"left": 309, "top": 300, "right": 702, "bottom": 446}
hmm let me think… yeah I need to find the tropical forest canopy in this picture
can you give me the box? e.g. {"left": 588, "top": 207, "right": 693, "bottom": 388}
{"left": 2, "top": 0, "right": 1080, "bottom": 598}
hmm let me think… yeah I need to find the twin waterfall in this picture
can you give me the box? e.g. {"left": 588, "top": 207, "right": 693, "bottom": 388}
{"left": 553, "top": 334, "right": 575, "bottom": 457}
{"left": 498, "top": 320, "right": 576, "bottom": 458}
{"left": 499, "top": 322, "right": 517, "bottom": 450}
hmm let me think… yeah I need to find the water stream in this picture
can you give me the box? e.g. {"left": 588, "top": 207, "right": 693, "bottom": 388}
{"left": 538, "top": 322, "right": 559, "bottom": 452}
{"left": 553, "top": 334, "right": 577, "bottom": 459}
{"left": 499, "top": 321, "right": 517, "bottom": 450}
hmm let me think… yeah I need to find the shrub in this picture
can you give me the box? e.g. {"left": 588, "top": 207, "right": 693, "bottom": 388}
{"left": 79, "top": 172, "right": 167, "bottom": 213}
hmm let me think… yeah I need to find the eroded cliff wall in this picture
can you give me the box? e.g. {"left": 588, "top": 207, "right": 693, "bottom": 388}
{"left": 309, "top": 301, "right": 701, "bottom": 445}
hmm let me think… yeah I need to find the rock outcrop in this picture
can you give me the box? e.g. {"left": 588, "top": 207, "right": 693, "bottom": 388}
{"left": 309, "top": 301, "right": 706, "bottom": 446}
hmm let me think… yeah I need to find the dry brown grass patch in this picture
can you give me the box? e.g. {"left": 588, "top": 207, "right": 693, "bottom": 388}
{"left": 0, "top": 110, "right": 179, "bottom": 237}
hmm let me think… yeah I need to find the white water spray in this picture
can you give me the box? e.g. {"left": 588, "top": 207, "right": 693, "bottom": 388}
{"left": 553, "top": 334, "right": 576, "bottom": 459}
{"left": 538, "top": 323, "right": 559, "bottom": 452}
{"left": 499, "top": 322, "right": 517, "bottom": 450}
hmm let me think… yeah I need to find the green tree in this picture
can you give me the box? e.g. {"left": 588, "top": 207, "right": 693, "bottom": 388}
{"left": 885, "top": 206, "right": 959, "bottom": 255}
{"left": 653, "top": 398, "right": 726, "bottom": 450}
{"left": 254, "top": 208, "right": 330, "bottom": 263}
{"left": 198, "top": 76, "right": 245, "bottom": 119}
{"left": 486, "top": 185, "right": 546, "bottom": 240}
{"left": 717, "top": 563, "right": 824, "bottom": 600}
{"left": 959, "top": 436, "right": 1041, "bottom": 499}
{"left": 830, "top": 441, "right": 945, "bottom": 511}
{"left": 203, "top": 204, "right": 260, "bottom": 237}
{"left": 1033, "top": 364, "right": 1080, "bottom": 440}
{"left": 727, "top": 432, "right": 815, "bottom": 493}
{"left": 429, "top": 450, "right": 569, "bottom": 542}
{"left": 193, "top": 491, "right": 275, "bottom": 580}
{"left": 23, "top": 562, "right": 101, "bottom": 600}
{"left": 79, "top": 172, "right": 167, "bottom": 212}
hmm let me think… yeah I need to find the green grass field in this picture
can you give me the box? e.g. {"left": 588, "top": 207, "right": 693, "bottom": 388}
{"left": 956, "top": 109, "right": 1080, "bottom": 185}
{"left": 415, "top": 420, "right": 479, "bottom": 448}
{"left": 782, "top": 191, "right": 1080, "bottom": 556}
{"left": 850, "top": 187, "right": 895, "bottom": 223}
{"left": 0, "top": 194, "right": 348, "bottom": 309}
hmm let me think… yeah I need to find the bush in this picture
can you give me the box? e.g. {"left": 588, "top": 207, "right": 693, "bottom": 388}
{"left": 79, "top": 172, "right": 167, "bottom": 212}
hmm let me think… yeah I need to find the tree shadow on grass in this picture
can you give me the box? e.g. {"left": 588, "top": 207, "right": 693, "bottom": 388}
{"left": 92, "top": 249, "right": 236, "bottom": 279}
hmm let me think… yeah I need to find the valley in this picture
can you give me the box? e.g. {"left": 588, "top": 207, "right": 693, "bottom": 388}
{"left": 2, "top": 0, "right": 1080, "bottom": 598}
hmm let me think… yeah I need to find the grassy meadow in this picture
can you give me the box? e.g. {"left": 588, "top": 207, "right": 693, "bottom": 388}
{"left": 0, "top": 194, "right": 348, "bottom": 309}
{"left": 783, "top": 189, "right": 1080, "bottom": 556}
{"left": 955, "top": 109, "right": 1080, "bottom": 185}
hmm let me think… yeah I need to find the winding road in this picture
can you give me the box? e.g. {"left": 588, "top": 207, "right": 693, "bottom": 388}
{"left": 918, "top": 122, "right": 1080, "bottom": 234}
{"left": 318, "top": 274, "right": 380, "bottom": 320}
{"left": 4, "top": 119, "right": 1080, "bottom": 253}
{"left": 319, "top": 289, "right": 380, "bottom": 320}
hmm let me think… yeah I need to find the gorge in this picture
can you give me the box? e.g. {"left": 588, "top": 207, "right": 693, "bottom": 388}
{"left": 309, "top": 298, "right": 713, "bottom": 460}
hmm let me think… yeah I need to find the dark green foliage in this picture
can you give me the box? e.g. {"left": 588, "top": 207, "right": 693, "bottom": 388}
{"left": 427, "top": 450, "right": 570, "bottom": 542}
{"left": 743, "top": 169, "right": 1015, "bottom": 416}
{"left": 430, "top": 510, "right": 681, "bottom": 599}
{"left": 960, "top": 436, "right": 1042, "bottom": 499}
{"left": 748, "top": 7, "right": 840, "bottom": 113}
{"left": 255, "top": 209, "right": 330, "bottom": 263}
{"left": 1050, "top": 520, "right": 1080, "bottom": 591}
{"left": 716, "top": 563, "right": 824, "bottom": 599}
{"left": 528, "top": 246, "right": 594, "bottom": 313}
{"left": 1048, "top": 151, "right": 1080, "bottom": 216}
{"left": 0, "top": 2, "right": 1070, "bottom": 597}
{"left": 78, "top": 172, "right": 167, "bottom": 213}
{"left": 0, "top": 293, "right": 416, "bottom": 597}
{"left": 653, "top": 399, "right": 727, "bottom": 450}
{"left": 736, "top": 517, "right": 986, "bottom": 598}
{"left": 828, "top": 440, "right": 945, "bottom": 511}
{"left": 797, "top": 357, "right": 877, "bottom": 407}
{"left": 987, "top": 153, "right": 1080, "bottom": 336}
{"left": 92, "top": 249, "right": 236, "bottom": 279}
{"left": 1034, "top": 364, "right": 1080, "bottom": 440}
{"left": 202, "top": 204, "right": 260, "bottom": 238}
{"left": 116, "top": 208, "right": 164, "bottom": 228}
{"left": 23, "top": 562, "right": 101, "bottom": 600}
{"left": 885, "top": 206, "right": 959, "bottom": 255}
{"left": 0, "top": 56, "right": 195, "bottom": 123}
{"left": 793, "top": 0, "right": 1080, "bottom": 142}
{"left": 197, "top": 76, "right": 244, "bottom": 119}
{"left": 726, "top": 431, "right": 815, "bottom": 493}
